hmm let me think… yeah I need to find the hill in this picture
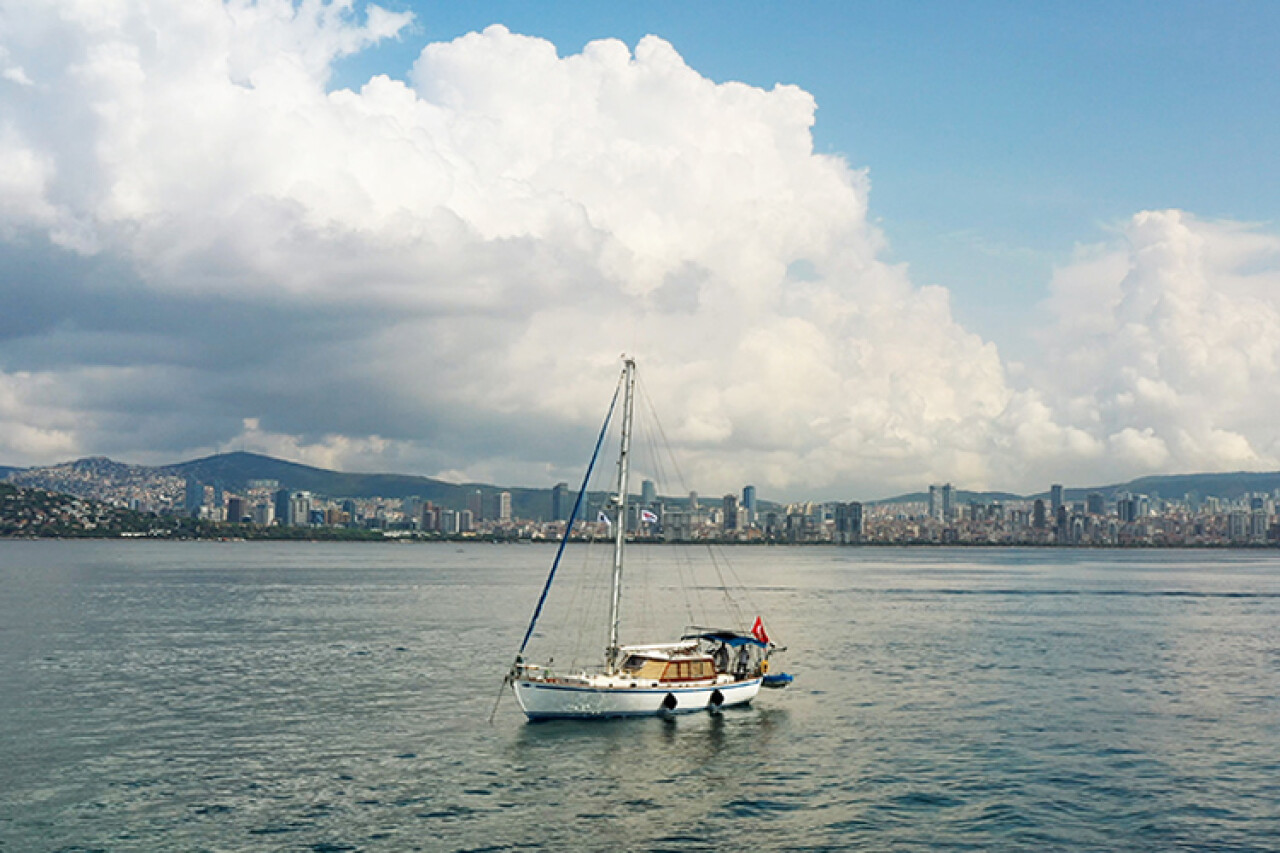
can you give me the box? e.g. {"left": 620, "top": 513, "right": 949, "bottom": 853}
{"left": 0, "top": 481, "right": 164, "bottom": 537}
{"left": 1064, "top": 471, "right": 1280, "bottom": 502}
{"left": 871, "top": 489, "right": 1023, "bottom": 506}
{"left": 8, "top": 451, "right": 1280, "bottom": 515}
{"left": 878, "top": 471, "right": 1280, "bottom": 506}
{"left": 163, "top": 451, "right": 560, "bottom": 518}
{"left": 1, "top": 452, "right": 560, "bottom": 519}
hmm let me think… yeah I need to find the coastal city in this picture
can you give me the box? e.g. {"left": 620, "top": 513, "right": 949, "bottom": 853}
{"left": 4, "top": 457, "right": 1278, "bottom": 547}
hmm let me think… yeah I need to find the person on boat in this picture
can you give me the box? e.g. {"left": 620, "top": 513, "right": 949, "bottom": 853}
{"left": 712, "top": 642, "right": 729, "bottom": 673}
{"left": 735, "top": 644, "right": 750, "bottom": 679}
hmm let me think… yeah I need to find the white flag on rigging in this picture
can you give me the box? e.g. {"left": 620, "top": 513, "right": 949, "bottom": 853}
{"left": 597, "top": 511, "right": 611, "bottom": 528}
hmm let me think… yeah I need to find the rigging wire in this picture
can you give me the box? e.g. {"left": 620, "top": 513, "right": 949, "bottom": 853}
{"left": 636, "top": 376, "right": 728, "bottom": 628}
{"left": 492, "top": 365, "right": 624, "bottom": 724}
{"left": 514, "top": 365, "right": 623, "bottom": 658}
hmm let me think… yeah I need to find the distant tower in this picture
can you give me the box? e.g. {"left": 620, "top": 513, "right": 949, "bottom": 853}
{"left": 641, "top": 479, "right": 657, "bottom": 507}
{"left": 834, "top": 502, "right": 863, "bottom": 544}
{"left": 252, "top": 502, "right": 274, "bottom": 526}
{"left": 289, "top": 491, "right": 312, "bottom": 527}
{"left": 498, "top": 491, "right": 512, "bottom": 523}
{"left": 928, "top": 485, "right": 940, "bottom": 520}
{"left": 941, "top": 484, "right": 954, "bottom": 522}
{"left": 274, "top": 488, "right": 291, "bottom": 525}
{"left": 185, "top": 479, "right": 205, "bottom": 517}
{"left": 1033, "top": 499, "right": 1047, "bottom": 529}
{"left": 551, "top": 482, "right": 569, "bottom": 522}
{"left": 468, "top": 489, "right": 484, "bottom": 521}
{"left": 722, "top": 494, "right": 739, "bottom": 532}
{"left": 742, "top": 485, "right": 757, "bottom": 525}
{"left": 439, "top": 509, "right": 459, "bottom": 534}
{"left": 689, "top": 491, "right": 699, "bottom": 511}
{"left": 1086, "top": 492, "right": 1105, "bottom": 516}
{"left": 1051, "top": 484, "right": 1064, "bottom": 514}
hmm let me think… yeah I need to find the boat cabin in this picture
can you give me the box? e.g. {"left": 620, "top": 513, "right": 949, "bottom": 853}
{"left": 618, "top": 643, "right": 718, "bottom": 683}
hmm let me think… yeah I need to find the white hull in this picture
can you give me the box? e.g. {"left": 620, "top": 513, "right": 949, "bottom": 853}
{"left": 513, "top": 676, "right": 762, "bottom": 720}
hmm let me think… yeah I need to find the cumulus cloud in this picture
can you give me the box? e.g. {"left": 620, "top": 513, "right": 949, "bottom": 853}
{"left": 2, "top": 1, "right": 1280, "bottom": 499}
{"left": 1033, "top": 210, "right": 1280, "bottom": 482}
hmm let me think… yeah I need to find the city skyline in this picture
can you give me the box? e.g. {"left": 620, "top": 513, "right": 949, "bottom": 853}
{"left": 9, "top": 453, "right": 1280, "bottom": 548}
{"left": 11, "top": 448, "right": 1280, "bottom": 517}
{"left": 2, "top": 2, "right": 1280, "bottom": 502}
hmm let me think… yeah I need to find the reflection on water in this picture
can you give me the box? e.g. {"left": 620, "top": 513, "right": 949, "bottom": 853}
{"left": 512, "top": 704, "right": 790, "bottom": 767}
{"left": 500, "top": 707, "right": 801, "bottom": 850}
{"left": 1, "top": 542, "right": 1279, "bottom": 851}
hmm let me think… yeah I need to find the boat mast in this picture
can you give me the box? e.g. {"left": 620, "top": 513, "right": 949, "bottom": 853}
{"left": 606, "top": 356, "right": 636, "bottom": 674}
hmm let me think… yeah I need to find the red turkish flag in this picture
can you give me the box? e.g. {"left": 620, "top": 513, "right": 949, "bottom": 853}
{"left": 751, "top": 616, "right": 770, "bottom": 645}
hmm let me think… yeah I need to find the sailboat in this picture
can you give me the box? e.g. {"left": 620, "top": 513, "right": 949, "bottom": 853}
{"left": 504, "top": 357, "right": 790, "bottom": 720}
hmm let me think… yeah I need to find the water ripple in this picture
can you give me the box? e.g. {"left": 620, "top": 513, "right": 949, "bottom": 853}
{"left": 2, "top": 542, "right": 1279, "bottom": 851}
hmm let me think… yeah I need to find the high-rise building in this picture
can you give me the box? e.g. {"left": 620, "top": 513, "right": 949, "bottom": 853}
{"left": 252, "top": 502, "right": 274, "bottom": 526}
{"left": 274, "top": 489, "right": 291, "bottom": 525}
{"left": 641, "top": 480, "right": 657, "bottom": 507}
{"left": 290, "top": 492, "right": 312, "bottom": 527}
{"left": 834, "top": 502, "right": 863, "bottom": 544}
{"left": 551, "top": 482, "right": 569, "bottom": 521}
{"left": 439, "top": 508, "right": 459, "bottom": 535}
{"left": 1250, "top": 509, "right": 1269, "bottom": 541}
{"left": 226, "top": 496, "right": 246, "bottom": 523}
{"left": 742, "top": 485, "right": 757, "bottom": 526}
{"left": 468, "top": 489, "right": 484, "bottom": 521}
{"left": 1033, "top": 499, "right": 1047, "bottom": 529}
{"left": 1086, "top": 492, "right": 1105, "bottom": 516}
{"left": 722, "top": 494, "right": 739, "bottom": 532}
{"left": 941, "top": 483, "right": 954, "bottom": 522}
{"left": 498, "top": 491, "right": 512, "bottom": 523}
{"left": 1115, "top": 493, "right": 1151, "bottom": 523}
{"left": 1051, "top": 484, "right": 1064, "bottom": 514}
{"left": 928, "top": 485, "right": 939, "bottom": 519}
{"left": 185, "top": 479, "right": 205, "bottom": 517}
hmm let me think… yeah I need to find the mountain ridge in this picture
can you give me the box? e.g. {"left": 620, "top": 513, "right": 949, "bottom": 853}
{"left": 875, "top": 471, "right": 1280, "bottom": 505}
{"left": 5, "top": 452, "right": 1280, "bottom": 511}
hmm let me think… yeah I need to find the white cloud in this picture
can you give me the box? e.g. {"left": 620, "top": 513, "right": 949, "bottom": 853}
{"left": 0, "top": 371, "right": 80, "bottom": 460}
{"left": 1034, "top": 210, "right": 1280, "bottom": 481}
{"left": 3, "top": 3, "right": 1280, "bottom": 499}
{"left": 218, "top": 416, "right": 400, "bottom": 472}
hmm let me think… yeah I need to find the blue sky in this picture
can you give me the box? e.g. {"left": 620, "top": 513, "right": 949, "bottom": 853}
{"left": 334, "top": 1, "right": 1280, "bottom": 354}
{"left": 3, "top": 0, "right": 1280, "bottom": 499}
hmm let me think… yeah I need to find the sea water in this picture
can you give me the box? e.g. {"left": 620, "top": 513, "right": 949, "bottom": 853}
{"left": 1, "top": 541, "right": 1277, "bottom": 851}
